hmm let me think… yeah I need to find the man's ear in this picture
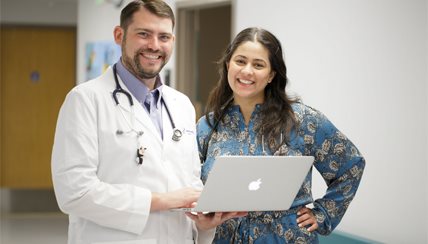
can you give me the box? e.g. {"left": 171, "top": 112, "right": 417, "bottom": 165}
{"left": 113, "top": 26, "right": 124, "bottom": 45}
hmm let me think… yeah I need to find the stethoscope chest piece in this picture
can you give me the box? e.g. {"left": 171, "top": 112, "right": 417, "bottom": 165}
{"left": 172, "top": 128, "right": 182, "bottom": 141}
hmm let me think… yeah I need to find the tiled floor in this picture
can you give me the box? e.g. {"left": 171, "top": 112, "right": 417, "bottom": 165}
{"left": 0, "top": 212, "right": 379, "bottom": 244}
{"left": 0, "top": 212, "right": 68, "bottom": 244}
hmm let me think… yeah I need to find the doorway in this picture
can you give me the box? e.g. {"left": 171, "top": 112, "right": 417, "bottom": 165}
{"left": 176, "top": 0, "right": 232, "bottom": 119}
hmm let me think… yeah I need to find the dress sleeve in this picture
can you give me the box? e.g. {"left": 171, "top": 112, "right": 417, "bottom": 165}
{"left": 303, "top": 107, "right": 365, "bottom": 235}
{"left": 196, "top": 115, "right": 212, "bottom": 163}
{"left": 194, "top": 115, "right": 216, "bottom": 243}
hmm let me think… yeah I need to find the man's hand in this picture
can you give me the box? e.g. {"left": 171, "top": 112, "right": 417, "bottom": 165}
{"left": 185, "top": 211, "right": 247, "bottom": 231}
{"left": 151, "top": 187, "right": 201, "bottom": 212}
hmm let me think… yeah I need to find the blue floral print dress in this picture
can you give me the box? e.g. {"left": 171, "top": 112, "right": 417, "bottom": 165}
{"left": 196, "top": 103, "right": 365, "bottom": 244}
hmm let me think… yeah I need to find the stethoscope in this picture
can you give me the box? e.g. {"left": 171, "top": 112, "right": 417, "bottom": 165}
{"left": 112, "top": 64, "right": 182, "bottom": 164}
{"left": 200, "top": 98, "right": 284, "bottom": 162}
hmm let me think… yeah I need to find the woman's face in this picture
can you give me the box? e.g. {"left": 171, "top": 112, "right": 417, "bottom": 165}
{"left": 227, "top": 40, "right": 275, "bottom": 105}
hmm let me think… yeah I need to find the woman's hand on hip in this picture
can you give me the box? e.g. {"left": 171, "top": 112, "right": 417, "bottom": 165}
{"left": 297, "top": 206, "right": 318, "bottom": 232}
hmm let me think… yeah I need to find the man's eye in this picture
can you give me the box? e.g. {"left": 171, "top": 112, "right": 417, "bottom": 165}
{"left": 139, "top": 32, "right": 149, "bottom": 38}
{"left": 160, "top": 35, "right": 171, "bottom": 42}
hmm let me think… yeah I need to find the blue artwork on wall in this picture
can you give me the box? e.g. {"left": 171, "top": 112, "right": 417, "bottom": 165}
{"left": 85, "top": 41, "right": 121, "bottom": 81}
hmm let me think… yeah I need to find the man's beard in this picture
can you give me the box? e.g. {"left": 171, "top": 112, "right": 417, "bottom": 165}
{"left": 122, "top": 49, "right": 166, "bottom": 80}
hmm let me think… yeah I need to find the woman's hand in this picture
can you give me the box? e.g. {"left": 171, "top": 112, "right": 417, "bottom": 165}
{"left": 296, "top": 207, "right": 318, "bottom": 232}
{"left": 185, "top": 211, "right": 247, "bottom": 231}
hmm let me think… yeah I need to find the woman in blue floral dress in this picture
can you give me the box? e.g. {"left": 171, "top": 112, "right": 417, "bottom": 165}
{"left": 196, "top": 27, "right": 365, "bottom": 243}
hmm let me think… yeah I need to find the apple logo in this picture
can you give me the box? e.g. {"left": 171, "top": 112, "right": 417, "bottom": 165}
{"left": 248, "top": 178, "right": 262, "bottom": 191}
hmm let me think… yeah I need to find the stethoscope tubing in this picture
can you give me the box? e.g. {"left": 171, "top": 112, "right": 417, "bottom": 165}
{"left": 112, "top": 64, "right": 182, "bottom": 142}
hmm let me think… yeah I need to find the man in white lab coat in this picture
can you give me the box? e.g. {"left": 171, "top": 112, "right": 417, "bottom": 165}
{"left": 51, "top": 1, "right": 244, "bottom": 243}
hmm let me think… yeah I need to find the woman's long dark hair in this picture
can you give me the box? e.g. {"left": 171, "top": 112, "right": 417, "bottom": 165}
{"left": 205, "top": 27, "right": 299, "bottom": 152}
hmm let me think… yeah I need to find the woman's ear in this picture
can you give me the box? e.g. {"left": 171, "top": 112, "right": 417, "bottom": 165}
{"left": 268, "top": 71, "right": 276, "bottom": 83}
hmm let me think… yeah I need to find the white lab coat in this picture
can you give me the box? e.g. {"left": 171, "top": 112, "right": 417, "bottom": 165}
{"left": 52, "top": 66, "right": 214, "bottom": 244}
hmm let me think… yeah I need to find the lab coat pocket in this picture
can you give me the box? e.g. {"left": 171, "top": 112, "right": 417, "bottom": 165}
{"left": 165, "top": 127, "right": 198, "bottom": 179}
{"left": 170, "top": 128, "right": 196, "bottom": 155}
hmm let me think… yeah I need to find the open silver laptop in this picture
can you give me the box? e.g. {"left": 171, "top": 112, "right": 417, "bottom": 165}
{"left": 173, "top": 155, "right": 314, "bottom": 212}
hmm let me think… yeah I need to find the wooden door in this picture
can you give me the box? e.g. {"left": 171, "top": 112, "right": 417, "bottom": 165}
{"left": 1, "top": 26, "right": 76, "bottom": 188}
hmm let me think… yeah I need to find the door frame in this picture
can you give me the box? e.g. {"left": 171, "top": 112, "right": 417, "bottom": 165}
{"left": 175, "top": 0, "right": 233, "bottom": 117}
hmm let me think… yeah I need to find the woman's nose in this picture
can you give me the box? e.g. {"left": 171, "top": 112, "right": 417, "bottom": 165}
{"left": 241, "top": 64, "right": 254, "bottom": 75}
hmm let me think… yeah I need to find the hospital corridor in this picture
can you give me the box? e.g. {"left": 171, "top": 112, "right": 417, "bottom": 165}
{"left": 1, "top": 0, "right": 427, "bottom": 243}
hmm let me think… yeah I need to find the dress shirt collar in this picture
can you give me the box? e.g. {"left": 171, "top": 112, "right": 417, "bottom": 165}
{"left": 115, "top": 59, "right": 163, "bottom": 108}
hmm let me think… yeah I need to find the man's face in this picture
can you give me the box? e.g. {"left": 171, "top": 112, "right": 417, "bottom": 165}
{"left": 116, "top": 7, "right": 175, "bottom": 80}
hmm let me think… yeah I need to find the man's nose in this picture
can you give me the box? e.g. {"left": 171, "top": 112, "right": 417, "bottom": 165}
{"left": 146, "top": 36, "right": 160, "bottom": 51}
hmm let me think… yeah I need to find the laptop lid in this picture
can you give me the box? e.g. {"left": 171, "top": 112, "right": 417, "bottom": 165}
{"left": 182, "top": 155, "right": 314, "bottom": 212}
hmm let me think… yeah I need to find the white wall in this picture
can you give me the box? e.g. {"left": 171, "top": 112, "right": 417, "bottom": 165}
{"left": 77, "top": 0, "right": 124, "bottom": 83}
{"left": 234, "top": 0, "right": 428, "bottom": 243}
{"left": 426, "top": 3, "right": 428, "bottom": 244}
{"left": 0, "top": 0, "right": 76, "bottom": 26}
{"left": 77, "top": 0, "right": 176, "bottom": 85}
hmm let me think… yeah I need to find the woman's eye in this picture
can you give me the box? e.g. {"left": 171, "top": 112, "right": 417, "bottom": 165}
{"left": 235, "top": 59, "right": 245, "bottom": 65}
{"left": 254, "top": 63, "right": 265, "bottom": 69}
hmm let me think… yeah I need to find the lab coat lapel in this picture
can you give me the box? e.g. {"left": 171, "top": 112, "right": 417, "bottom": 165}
{"left": 134, "top": 102, "right": 163, "bottom": 143}
{"left": 161, "top": 89, "right": 182, "bottom": 147}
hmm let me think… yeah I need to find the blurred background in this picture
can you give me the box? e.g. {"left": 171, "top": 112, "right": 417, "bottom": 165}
{"left": 1, "top": 0, "right": 427, "bottom": 243}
